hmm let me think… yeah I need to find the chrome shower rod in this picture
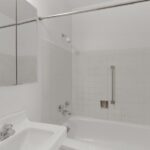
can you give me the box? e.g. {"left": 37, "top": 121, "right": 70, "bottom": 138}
{"left": 39, "top": 0, "right": 150, "bottom": 20}
{"left": 0, "top": 18, "right": 37, "bottom": 29}
{"left": 0, "top": 23, "right": 16, "bottom": 29}
{"left": 0, "top": 0, "right": 149, "bottom": 29}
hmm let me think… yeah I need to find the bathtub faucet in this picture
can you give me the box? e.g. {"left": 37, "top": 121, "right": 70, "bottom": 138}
{"left": 58, "top": 101, "right": 72, "bottom": 116}
{"left": 62, "top": 109, "right": 72, "bottom": 116}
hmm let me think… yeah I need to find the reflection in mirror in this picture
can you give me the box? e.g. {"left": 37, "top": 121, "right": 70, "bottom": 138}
{"left": 17, "top": 0, "right": 37, "bottom": 23}
{"left": 0, "top": 0, "right": 16, "bottom": 86}
{"left": 0, "top": 0, "right": 16, "bottom": 27}
{"left": 0, "top": 27, "right": 16, "bottom": 85}
{"left": 17, "top": 0, "right": 38, "bottom": 84}
{"left": 18, "top": 22, "right": 38, "bottom": 84}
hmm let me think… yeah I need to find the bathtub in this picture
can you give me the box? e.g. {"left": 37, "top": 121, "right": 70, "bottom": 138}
{"left": 61, "top": 116, "right": 150, "bottom": 150}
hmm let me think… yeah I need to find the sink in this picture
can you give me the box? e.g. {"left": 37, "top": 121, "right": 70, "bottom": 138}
{"left": 0, "top": 112, "right": 67, "bottom": 150}
{"left": 1, "top": 128, "right": 53, "bottom": 150}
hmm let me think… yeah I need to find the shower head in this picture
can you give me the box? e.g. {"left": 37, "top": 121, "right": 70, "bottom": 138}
{"left": 61, "top": 33, "right": 72, "bottom": 43}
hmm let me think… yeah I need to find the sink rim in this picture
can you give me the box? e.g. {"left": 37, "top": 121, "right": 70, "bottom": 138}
{"left": 0, "top": 127, "right": 55, "bottom": 149}
{"left": 0, "top": 111, "right": 67, "bottom": 150}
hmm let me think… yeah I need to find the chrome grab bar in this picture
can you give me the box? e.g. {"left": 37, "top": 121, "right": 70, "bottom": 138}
{"left": 111, "top": 65, "right": 115, "bottom": 104}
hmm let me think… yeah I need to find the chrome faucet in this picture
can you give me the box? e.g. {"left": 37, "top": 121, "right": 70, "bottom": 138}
{"left": 0, "top": 124, "right": 15, "bottom": 141}
{"left": 62, "top": 109, "right": 72, "bottom": 116}
{"left": 58, "top": 101, "right": 72, "bottom": 116}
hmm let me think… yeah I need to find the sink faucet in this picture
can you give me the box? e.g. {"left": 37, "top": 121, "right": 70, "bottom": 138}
{"left": 0, "top": 124, "right": 15, "bottom": 141}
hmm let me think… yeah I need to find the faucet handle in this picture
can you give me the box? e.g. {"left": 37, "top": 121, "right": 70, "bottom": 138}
{"left": 65, "top": 101, "right": 70, "bottom": 107}
{"left": 2, "top": 124, "right": 13, "bottom": 130}
{"left": 58, "top": 105, "right": 64, "bottom": 112}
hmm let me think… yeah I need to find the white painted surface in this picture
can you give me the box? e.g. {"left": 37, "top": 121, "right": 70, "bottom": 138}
{"left": 69, "top": 0, "right": 111, "bottom": 10}
{"left": 0, "top": 84, "right": 42, "bottom": 121}
{"left": 63, "top": 116, "right": 150, "bottom": 150}
{"left": 0, "top": 0, "right": 16, "bottom": 26}
{"left": 27, "top": 0, "right": 71, "bottom": 16}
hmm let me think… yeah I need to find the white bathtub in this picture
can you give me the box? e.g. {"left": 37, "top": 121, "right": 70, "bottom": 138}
{"left": 61, "top": 116, "right": 150, "bottom": 150}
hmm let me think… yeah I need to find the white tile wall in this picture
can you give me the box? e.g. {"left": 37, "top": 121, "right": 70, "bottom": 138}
{"left": 72, "top": 2, "right": 150, "bottom": 125}
{"left": 72, "top": 48, "right": 150, "bottom": 125}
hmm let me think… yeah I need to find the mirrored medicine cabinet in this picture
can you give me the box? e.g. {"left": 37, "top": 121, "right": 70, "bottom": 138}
{"left": 0, "top": 0, "right": 38, "bottom": 86}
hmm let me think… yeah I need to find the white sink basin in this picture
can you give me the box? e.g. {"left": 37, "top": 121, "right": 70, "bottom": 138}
{"left": 1, "top": 128, "right": 53, "bottom": 150}
{"left": 0, "top": 112, "right": 67, "bottom": 150}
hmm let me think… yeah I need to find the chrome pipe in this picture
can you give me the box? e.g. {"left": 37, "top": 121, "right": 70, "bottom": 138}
{"left": 39, "top": 0, "right": 150, "bottom": 20}
{"left": 0, "top": 18, "right": 37, "bottom": 29}
{"left": 0, "top": 23, "right": 16, "bottom": 29}
{"left": 17, "top": 18, "right": 37, "bottom": 26}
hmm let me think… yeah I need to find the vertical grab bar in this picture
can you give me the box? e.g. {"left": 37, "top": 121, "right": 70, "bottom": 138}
{"left": 111, "top": 65, "right": 115, "bottom": 104}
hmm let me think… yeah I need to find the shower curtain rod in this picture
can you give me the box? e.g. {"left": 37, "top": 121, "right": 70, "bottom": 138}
{"left": 39, "top": 0, "right": 150, "bottom": 20}
{"left": 0, "top": 18, "right": 37, "bottom": 29}
{"left": 0, "top": 0, "right": 149, "bottom": 29}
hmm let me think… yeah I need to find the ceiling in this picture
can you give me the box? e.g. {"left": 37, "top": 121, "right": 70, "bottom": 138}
{"left": 68, "top": 0, "right": 111, "bottom": 9}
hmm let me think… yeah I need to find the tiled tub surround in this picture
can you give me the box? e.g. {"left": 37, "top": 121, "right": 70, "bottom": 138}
{"left": 61, "top": 116, "right": 150, "bottom": 150}
{"left": 72, "top": 48, "right": 150, "bottom": 125}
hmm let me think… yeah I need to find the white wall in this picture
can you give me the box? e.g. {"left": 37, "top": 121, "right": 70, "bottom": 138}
{"left": 40, "top": 40, "right": 72, "bottom": 124}
{"left": 28, "top": 0, "right": 72, "bottom": 124}
{"left": 72, "top": 2, "right": 150, "bottom": 125}
{"left": 69, "top": 0, "right": 110, "bottom": 10}
{"left": 28, "top": 0, "right": 71, "bottom": 16}
{"left": 0, "top": 84, "right": 42, "bottom": 121}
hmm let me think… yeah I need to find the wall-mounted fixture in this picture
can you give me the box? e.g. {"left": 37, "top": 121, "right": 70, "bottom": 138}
{"left": 111, "top": 65, "right": 116, "bottom": 104}
{"left": 0, "top": 0, "right": 38, "bottom": 86}
{"left": 100, "top": 100, "right": 109, "bottom": 109}
{"left": 58, "top": 101, "right": 72, "bottom": 116}
{"left": 61, "top": 33, "right": 71, "bottom": 43}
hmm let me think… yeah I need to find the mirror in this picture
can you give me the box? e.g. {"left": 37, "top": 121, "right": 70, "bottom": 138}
{"left": 17, "top": 0, "right": 38, "bottom": 84}
{"left": 0, "top": 0, "right": 16, "bottom": 86}
{"left": 0, "top": 0, "right": 16, "bottom": 27}
{"left": 0, "top": 0, "right": 38, "bottom": 86}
